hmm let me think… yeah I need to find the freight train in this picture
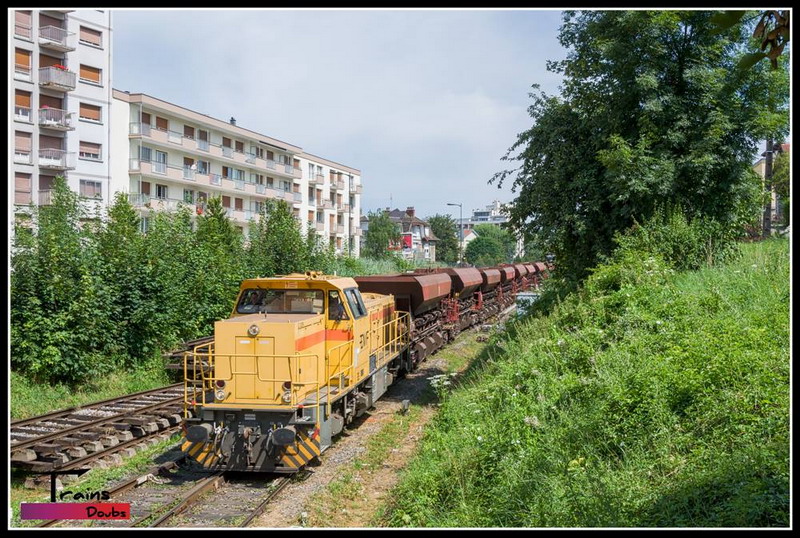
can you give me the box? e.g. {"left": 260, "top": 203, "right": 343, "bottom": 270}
{"left": 181, "top": 262, "right": 549, "bottom": 473}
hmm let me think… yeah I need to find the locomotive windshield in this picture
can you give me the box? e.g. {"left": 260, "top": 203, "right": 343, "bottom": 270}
{"left": 236, "top": 288, "right": 325, "bottom": 314}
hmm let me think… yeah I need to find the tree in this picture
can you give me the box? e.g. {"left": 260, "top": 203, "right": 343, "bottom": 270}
{"left": 247, "top": 199, "right": 308, "bottom": 276}
{"left": 772, "top": 149, "right": 790, "bottom": 226}
{"left": 465, "top": 235, "right": 506, "bottom": 267}
{"left": 427, "top": 214, "right": 459, "bottom": 264}
{"left": 473, "top": 224, "right": 517, "bottom": 262}
{"left": 363, "top": 210, "right": 401, "bottom": 260}
{"left": 492, "top": 10, "right": 790, "bottom": 282}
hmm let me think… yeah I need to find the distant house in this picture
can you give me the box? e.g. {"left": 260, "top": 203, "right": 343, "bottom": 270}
{"left": 462, "top": 228, "right": 479, "bottom": 249}
{"left": 753, "top": 142, "right": 790, "bottom": 226}
{"left": 363, "top": 207, "right": 438, "bottom": 261}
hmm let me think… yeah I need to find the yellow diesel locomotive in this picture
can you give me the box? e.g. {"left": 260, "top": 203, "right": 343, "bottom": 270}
{"left": 181, "top": 272, "right": 409, "bottom": 472}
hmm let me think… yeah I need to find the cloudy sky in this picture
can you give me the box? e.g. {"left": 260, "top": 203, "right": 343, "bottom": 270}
{"left": 111, "top": 8, "right": 567, "bottom": 222}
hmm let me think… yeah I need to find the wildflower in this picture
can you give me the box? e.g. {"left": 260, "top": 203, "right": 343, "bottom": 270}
{"left": 477, "top": 436, "right": 484, "bottom": 442}
{"left": 524, "top": 416, "right": 540, "bottom": 428}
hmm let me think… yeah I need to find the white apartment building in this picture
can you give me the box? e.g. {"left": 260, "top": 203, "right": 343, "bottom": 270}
{"left": 111, "top": 91, "right": 362, "bottom": 256}
{"left": 12, "top": 9, "right": 113, "bottom": 215}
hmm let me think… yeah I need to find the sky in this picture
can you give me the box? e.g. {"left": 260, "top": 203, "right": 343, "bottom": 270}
{"left": 111, "top": 8, "right": 568, "bottom": 222}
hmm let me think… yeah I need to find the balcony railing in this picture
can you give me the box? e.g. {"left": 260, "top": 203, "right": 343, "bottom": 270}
{"left": 210, "top": 173, "right": 222, "bottom": 186}
{"left": 336, "top": 225, "right": 345, "bottom": 235}
{"left": 246, "top": 153, "right": 256, "bottom": 164}
{"left": 351, "top": 184, "right": 363, "bottom": 194}
{"left": 15, "top": 23, "right": 32, "bottom": 40}
{"left": 266, "top": 159, "right": 276, "bottom": 170}
{"left": 14, "top": 106, "right": 32, "bottom": 122}
{"left": 284, "top": 163, "right": 293, "bottom": 174}
{"left": 129, "top": 122, "right": 152, "bottom": 136}
{"left": 222, "top": 147, "right": 233, "bottom": 158}
{"left": 293, "top": 191, "right": 303, "bottom": 202}
{"left": 15, "top": 63, "right": 32, "bottom": 81}
{"left": 338, "top": 203, "right": 351, "bottom": 212}
{"left": 168, "top": 131, "right": 182, "bottom": 145}
{"left": 38, "top": 148, "right": 75, "bottom": 170}
{"left": 152, "top": 161, "right": 167, "bottom": 175}
{"left": 234, "top": 179, "right": 245, "bottom": 190}
{"left": 38, "top": 107, "right": 73, "bottom": 130}
{"left": 39, "top": 66, "right": 77, "bottom": 91}
{"left": 321, "top": 199, "right": 333, "bottom": 209}
{"left": 315, "top": 222, "right": 325, "bottom": 232}
{"left": 183, "top": 166, "right": 196, "bottom": 180}
{"left": 39, "top": 25, "right": 76, "bottom": 51}
{"left": 198, "top": 139, "right": 209, "bottom": 151}
{"left": 14, "top": 150, "right": 33, "bottom": 165}
{"left": 256, "top": 184, "right": 266, "bottom": 194}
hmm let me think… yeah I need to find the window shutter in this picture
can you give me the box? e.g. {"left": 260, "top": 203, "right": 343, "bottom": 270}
{"left": 155, "top": 116, "right": 168, "bottom": 130}
{"left": 79, "top": 102, "right": 101, "bottom": 121}
{"left": 40, "top": 95, "right": 62, "bottom": 109}
{"left": 79, "top": 26, "right": 102, "bottom": 46}
{"left": 39, "top": 14, "right": 63, "bottom": 28}
{"left": 15, "top": 90, "right": 31, "bottom": 108}
{"left": 80, "top": 141, "right": 101, "bottom": 157}
{"left": 39, "top": 134, "right": 62, "bottom": 150}
{"left": 141, "top": 112, "right": 151, "bottom": 125}
{"left": 15, "top": 48, "right": 31, "bottom": 67}
{"left": 184, "top": 125, "right": 195, "bottom": 138}
{"left": 79, "top": 64, "right": 101, "bottom": 83}
{"left": 15, "top": 11, "right": 32, "bottom": 25}
{"left": 15, "top": 132, "right": 32, "bottom": 151}
{"left": 141, "top": 181, "right": 151, "bottom": 195}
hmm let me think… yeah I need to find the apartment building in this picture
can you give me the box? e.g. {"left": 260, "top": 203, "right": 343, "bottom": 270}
{"left": 111, "top": 91, "right": 362, "bottom": 255}
{"left": 12, "top": 9, "right": 113, "bottom": 216}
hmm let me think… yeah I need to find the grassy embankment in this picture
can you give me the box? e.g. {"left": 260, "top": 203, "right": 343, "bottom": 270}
{"left": 384, "top": 238, "right": 790, "bottom": 527}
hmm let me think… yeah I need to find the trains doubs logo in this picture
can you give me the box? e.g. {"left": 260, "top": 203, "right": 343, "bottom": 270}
{"left": 19, "top": 470, "right": 130, "bottom": 521}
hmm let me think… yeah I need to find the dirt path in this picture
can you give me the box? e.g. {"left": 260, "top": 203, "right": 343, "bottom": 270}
{"left": 253, "top": 332, "right": 484, "bottom": 528}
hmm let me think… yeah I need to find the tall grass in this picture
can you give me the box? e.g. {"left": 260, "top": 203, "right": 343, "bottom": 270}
{"left": 384, "top": 238, "right": 789, "bottom": 527}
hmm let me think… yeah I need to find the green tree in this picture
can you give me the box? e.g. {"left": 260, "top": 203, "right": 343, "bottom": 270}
{"left": 426, "top": 214, "right": 459, "bottom": 264}
{"left": 247, "top": 199, "right": 308, "bottom": 276}
{"left": 473, "top": 224, "right": 517, "bottom": 262}
{"left": 363, "top": 210, "right": 401, "bottom": 260}
{"left": 465, "top": 235, "right": 506, "bottom": 267}
{"left": 492, "top": 10, "right": 790, "bottom": 282}
{"left": 772, "top": 150, "right": 790, "bottom": 226}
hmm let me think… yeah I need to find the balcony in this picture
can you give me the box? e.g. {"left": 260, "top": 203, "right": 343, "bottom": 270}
{"left": 331, "top": 179, "right": 345, "bottom": 191}
{"left": 315, "top": 222, "right": 325, "bottom": 232}
{"left": 38, "top": 148, "right": 75, "bottom": 170}
{"left": 222, "top": 147, "right": 233, "bottom": 159}
{"left": 320, "top": 199, "right": 333, "bottom": 209}
{"left": 246, "top": 153, "right": 256, "bottom": 164}
{"left": 168, "top": 131, "right": 182, "bottom": 145}
{"left": 255, "top": 184, "right": 267, "bottom": 195}
{"left": 338, "top": 203, "right": 351, "bottom": 213}
{"left": 39, "top": 66, "right": 77, "bottom": 92}
{"left": 336, "top": 224, "right": 345, "bottom": 235}
{"left": 234, "top": 179, "right": 245, "bottom": 191}
{"left": 38, "top": 190, "right": 56, "bottom": 205}
{"left": 39, "top": 26, "right": 76, "bottom": 52}
{"left": 197, "top": 139, "right": 209, "bottom": 152}
{"left": 308, "top": 174, "right": 322, "bottom": 186}
{"left": 129, "top": 122, "right": 152, "bottom": 137}
{"left": 183, "top": 166, "right": 195, "bottom": 181}
{"left": 351, "top": 184, "right": 363, "bottom": 194}
{"left": 38, "top": 107, "right": 73, "bottom": 130}
{"left": 210, "top": 173, "right": 222, "bottom": 186}
{"left": 266, "top": 159, "right": 276, "bottom": 170}
{"left": 293, "top": 191, "right": 303, "bottom": 202}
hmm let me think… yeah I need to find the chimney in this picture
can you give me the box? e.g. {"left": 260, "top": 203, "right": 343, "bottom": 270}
{"left": 230, "top": 117, "right": 236, "bottom": 126}
{"left": 406, "top": 206, "right": 415, "bottom": 218}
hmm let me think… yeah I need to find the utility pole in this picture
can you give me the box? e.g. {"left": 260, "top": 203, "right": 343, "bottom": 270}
{"left": 762, "top": 139, "right": 775, "bottom": 238}
{"left": 447, "top": 202, "right": 463, "bottom": 265}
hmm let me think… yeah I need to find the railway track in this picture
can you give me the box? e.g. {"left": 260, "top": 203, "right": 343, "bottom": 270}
{"left": 11, "top": 384, "right": 198, "bottom": 472}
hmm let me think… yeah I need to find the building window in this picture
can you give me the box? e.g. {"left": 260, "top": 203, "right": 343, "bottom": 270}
{"left": 15, "top": 172, "right": 32, "bottom": 205}
{"left": 14, "top": 48, "right": 32, "bottom": 79}
{"left": 183, "top": 125, "right": 195, "bottom": 139}
{"left": 235, "top": 198, "right": 243, "bottom": 211}
{"left": 235, "top": 140, "right": 244, "bottom": 153}
{"left": 78, "top": 102, "right": 102, "bottom": 122}
{"left": 183, "top": 189, "right": 195, "bottom": 204}
{"left": 79, "top": 64, "right": 101, "bottom": 85}
{"left": 222, "top": 196, "right": 231, "bottom": 208}
{"left": 79, "top": 26, "right": 102, "bottom": 47}
{"left": 155, "top": 184, "right": 168, "bottom": 200}
{"left": 196, "top": 160, "right": 209, "bottom": 175}
{"left": 15, "top": 11, "right": 33, "bottom": 40}
{"left": 15, "top": 90, "right": 32, "bottom": 122}
{"left": 233, "top": 169, "right": 244, "bottom": 181}
{"left": 155, "top": 116, "right": 168, "bottom": 131}
{"left": 15, "top": 131, "right": 32, "bottom": 164}
{"left": 79, "top": 141, "right": 102, "bottom": 160}
{"left": 79, "top": 179, "right": 102, "bottom": 199}
{"left": 267, "top": 177, "right": 274, "bottom": 188}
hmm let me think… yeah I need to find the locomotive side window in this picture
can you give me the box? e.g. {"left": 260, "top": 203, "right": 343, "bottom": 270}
{"left": 236, "top": 288, "right": 324, "bottom": 314}
{"left": 328, "top": 290, "right": 349, "bottom": 321}
{"left": 344, "top": 288, "right": 367, "bottom": 319}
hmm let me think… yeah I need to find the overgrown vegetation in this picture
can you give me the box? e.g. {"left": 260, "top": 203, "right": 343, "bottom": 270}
{"left": 492, "top": 10, "right": 790, "bottom": 284}
{"left": 384, "top": 231, "right": 789, "bottom": 527}
{"left": 10, "top": 178, "right": 416, "bottom": 390}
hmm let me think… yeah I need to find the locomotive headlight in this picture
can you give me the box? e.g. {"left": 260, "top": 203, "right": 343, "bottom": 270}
{"left": 281, "top": 382, "right": 292, "bottom": 403}
{"left": 215, "top": 389, "right": 227, "bottom": 401}
{"left": 215, "top": 379, "right": 226, "bottom": 389}
{"left": 247, "top": 324, "right": 260, "bottom": 336}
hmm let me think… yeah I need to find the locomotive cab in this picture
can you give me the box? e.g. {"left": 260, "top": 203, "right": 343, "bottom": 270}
{"left": 182, "top": 272, "right": 409, "bottom": 472}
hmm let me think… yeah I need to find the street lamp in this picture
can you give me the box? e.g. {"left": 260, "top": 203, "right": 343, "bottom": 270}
{"left": 447, "top": 202, "right": 463, "bottom": 265}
